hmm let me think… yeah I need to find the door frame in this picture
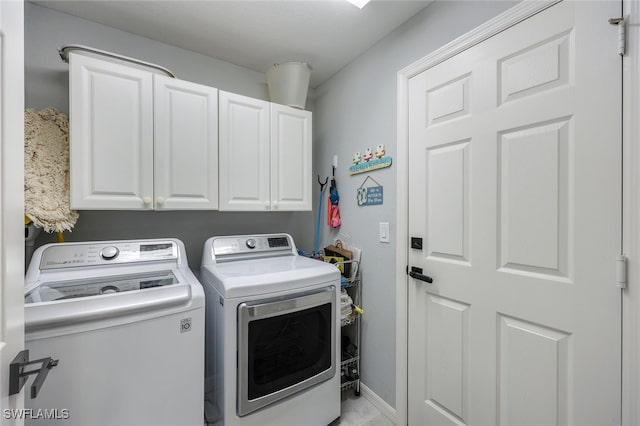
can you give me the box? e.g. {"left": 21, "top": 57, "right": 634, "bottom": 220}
{"left": 395, "top": 1, "right": 638, "bottom": 425}
{"left": 0, "top": 0, "right": 25, "bottom": 422}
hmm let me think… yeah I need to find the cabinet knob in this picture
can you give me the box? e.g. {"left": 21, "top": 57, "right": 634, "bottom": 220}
{"left": 265, "top": 201, "right": 270, "bottom": 209}
{"left": 273, "top": 200, "right": 279, "bottom": 209}
{"left": 156, "top": 197, "right": 165, "bottom": 205}
{"left": 143, "top": 196, "right": 152, "bottom": 205}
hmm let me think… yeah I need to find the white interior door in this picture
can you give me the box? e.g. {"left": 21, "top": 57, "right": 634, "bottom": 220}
{"left": 0, "top": 0, "right": 25, "bottom": 423}
{"left": 408, "top": 2, "right": 622, "bottom": 425}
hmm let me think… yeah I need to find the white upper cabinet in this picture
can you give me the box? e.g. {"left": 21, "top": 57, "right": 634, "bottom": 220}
{"left": 69, "top": 53, "right": 219, "bottom": 210}
{"left": 218, "top": 91, "right": 271, "bottom": 211}
{"left": 69, "top": 52, "right": 154, "bottom": 209}
{"left": 69, "top": 54, "right": 310, "bottom": 212}
{"left": 219, "top": 91, "right": 312, "bottom": 211}
{"left": 154, "top": 75, "right": 219, "bottom": 210}
{"left": 270, "top": 103, "right": 312, "bottom": 211}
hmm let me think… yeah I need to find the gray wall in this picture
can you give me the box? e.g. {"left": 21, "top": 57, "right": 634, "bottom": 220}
{"left": 313, "top": 0, "right": 516, "bottom": 408}
{"left": 25, "top": 2, "right": 315, "bottom": 270}
{"left": 26, "top": 2, "right": 271, "bottom": 112}
{"left": 27, "top": 0, "right": 517, "bottom": 411}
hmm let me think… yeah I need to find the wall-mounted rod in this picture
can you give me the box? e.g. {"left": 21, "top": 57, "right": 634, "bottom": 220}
{"left": 58, "top": 44, "right": 176, "bottom": 78}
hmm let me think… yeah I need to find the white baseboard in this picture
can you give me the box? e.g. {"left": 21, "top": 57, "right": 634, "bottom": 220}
{"left": 360, "top": 383, "right": 397, "bottom": 425}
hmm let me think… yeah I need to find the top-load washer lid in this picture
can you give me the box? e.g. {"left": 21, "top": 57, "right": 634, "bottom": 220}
{"left": 24, "top": 238, "right": 203, "bottom": 334}
{"left": 200, "top": 234, "right": 340, "bottom": 298}
{"left": 25, "top": 270, "right": 178, "bottom": 303}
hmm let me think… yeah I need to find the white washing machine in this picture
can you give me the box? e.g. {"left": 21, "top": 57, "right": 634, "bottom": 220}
{"left": 200, "top": 234, "right": 340, "bottom": 426}
{"left": 24, "top": 238, "right": 204, "bottom": 426}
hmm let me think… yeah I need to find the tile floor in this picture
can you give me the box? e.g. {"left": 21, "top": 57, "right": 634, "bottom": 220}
{"left": 204, "top": 390, "right": 394, "bottom": 426}
{"left": 330, "top": 391, "right": 395, "bottom": 426}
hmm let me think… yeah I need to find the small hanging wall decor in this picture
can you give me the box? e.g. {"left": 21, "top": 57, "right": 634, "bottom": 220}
{"left": 349, "top": 144, "right": 392, "bottom": 176}
{"left": 357, "top": 176, "right": 383, "bottom": 206}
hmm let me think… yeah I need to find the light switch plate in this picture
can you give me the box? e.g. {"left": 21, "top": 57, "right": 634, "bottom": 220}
{"left": 379, "top": 222, "right": 390, "bottom": 243}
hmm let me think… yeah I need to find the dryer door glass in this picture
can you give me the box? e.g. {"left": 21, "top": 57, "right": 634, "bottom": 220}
{"left": 248, "top": 303, "right": 331, "bottom": 397}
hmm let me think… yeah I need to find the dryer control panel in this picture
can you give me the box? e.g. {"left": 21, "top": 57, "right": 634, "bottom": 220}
{"left": 39, "top": 240, "right": 179, "bottom": 270}
{"left": 212, "top": 234, "right": 296, "bottom": 261}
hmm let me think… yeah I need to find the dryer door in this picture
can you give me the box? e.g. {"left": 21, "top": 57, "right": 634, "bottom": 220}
{"left": 237, "top": 286, "right": 336, "bottom": 416}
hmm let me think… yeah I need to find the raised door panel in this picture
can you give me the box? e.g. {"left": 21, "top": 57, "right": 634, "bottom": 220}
{"left": 270, "top": 104, "right": 312, "bottom": 211}
{"left": 497, "top": 315, "right": 570, "bottom": 426}
{"left": 218, "top": 91, "right": 270, "bottom": 211}
{"left": 69, "top": 53, "right": 154, "bottom": 210}
{"left": 154, "top": 76, "right": 219, "bottom": 210}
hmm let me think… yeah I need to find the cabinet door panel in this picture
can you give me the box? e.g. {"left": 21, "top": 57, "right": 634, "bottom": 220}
{"left": 271, "top": 104, "right": 312, "bottom": 211}
{"left": 219, "top": 91, "right": 270, "bottom": 211}
{"left": 69, "top": 53, "right": 153, "bottom": 209}
{"left": 154, "top": 75, "right": 219, "bottom": 210}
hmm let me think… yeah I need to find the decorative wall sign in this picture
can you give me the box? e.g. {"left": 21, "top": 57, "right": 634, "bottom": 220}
{"left": 349, "top": 144, "right": 392, "bottom": 176}
{"left": 357, "top": 176, "right": 383, "bottom": 206}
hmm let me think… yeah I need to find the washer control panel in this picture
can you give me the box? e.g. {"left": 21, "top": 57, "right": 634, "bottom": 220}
{"left": 212, "top": 234, "right": 294, "bottom": 259}
{"left": 39, "top": 240, "right": 179, "bottom": 270}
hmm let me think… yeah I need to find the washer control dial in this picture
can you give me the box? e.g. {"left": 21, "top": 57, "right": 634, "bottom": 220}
{"left": 246, "top": 239, "right": 257, "bottom": 249}
{"left": 100, "top": 246, "right": 120, "bottom": 260}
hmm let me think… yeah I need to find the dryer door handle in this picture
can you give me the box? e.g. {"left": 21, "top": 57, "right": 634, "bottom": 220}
{"left": 241, "top": 286, "right": 334, "bottom": 319}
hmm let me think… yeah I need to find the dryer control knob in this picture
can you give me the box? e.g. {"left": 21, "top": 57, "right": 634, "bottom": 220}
{"left": 100, "top": 246, "right": 120, "bottom": 260}
{"left": 246, "top": 239, "right": 257, "bottom": 249}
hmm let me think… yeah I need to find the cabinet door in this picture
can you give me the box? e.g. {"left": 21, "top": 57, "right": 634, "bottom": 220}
{"left": 218, "top": 91, "right": 271, "bottom": 211}
{"left": 154, "top": 75, "right": 219, "bottom": 210}
{"left": 271, "top": 104, "right": 312, "bottom": 211}
{"left": 69, "top": 53, "right": 154, "bottom": 209}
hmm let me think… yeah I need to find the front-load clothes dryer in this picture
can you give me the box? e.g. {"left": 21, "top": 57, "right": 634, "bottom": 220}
{"left": 24, "top": 238, "right": 204, "bottom": 426}
{"left": 200, "top": 233, "right": 341, "bottom": 426}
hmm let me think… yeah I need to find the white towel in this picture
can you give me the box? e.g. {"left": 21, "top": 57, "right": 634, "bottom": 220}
{"left": 341, "top": 291, "right": 353, "bottom": 319}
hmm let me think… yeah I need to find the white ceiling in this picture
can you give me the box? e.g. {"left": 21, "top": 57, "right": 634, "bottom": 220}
{"left": 33, "top": 0, "right": 432, "bottom": 87}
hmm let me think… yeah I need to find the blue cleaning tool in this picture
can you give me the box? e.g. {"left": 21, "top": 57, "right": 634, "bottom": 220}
{"left": 314, "top": 175, "right": 328, "bottom": 257}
